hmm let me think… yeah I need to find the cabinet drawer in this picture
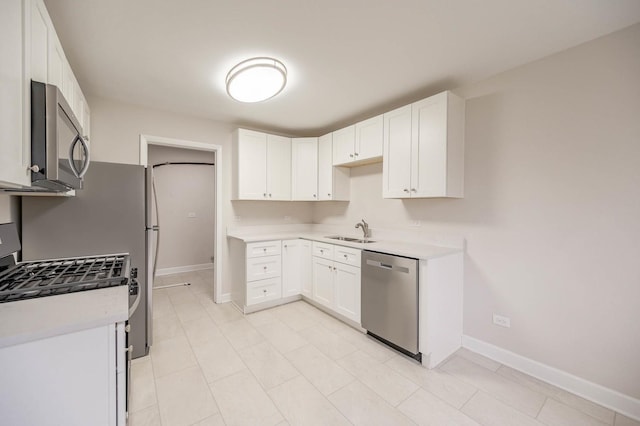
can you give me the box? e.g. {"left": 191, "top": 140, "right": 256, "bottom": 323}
{"left": 247, "top": 278, "right": 282, "bottom": 306}
{"left": 312, "top": 241, "right": 334, "bottom": 260}
{"left": 334, "top": 246, "right": 361, "bottom": 267}
{"left": 247, "top": 241, "right": 281, "bottom": 258}
{"left": 246, "top": 255, "right": 281, "bottom": 281}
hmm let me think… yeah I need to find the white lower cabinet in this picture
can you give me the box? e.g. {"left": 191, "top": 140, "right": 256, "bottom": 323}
{"left": 0, "top": 322, "right": 127, "bottom": 425}
{"left": 300, "top": 240, "right": 313, "bottom": 297}
{"left": 310, "top": 242, "right": 361, "bottom": 324}
{"left": 282, "top": 239, "right": 302, "bottom": 297}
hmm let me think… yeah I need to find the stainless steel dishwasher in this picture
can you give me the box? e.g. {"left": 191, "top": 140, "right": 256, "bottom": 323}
{"left": 361, "top": 250, "right": 420, "bottom": 360}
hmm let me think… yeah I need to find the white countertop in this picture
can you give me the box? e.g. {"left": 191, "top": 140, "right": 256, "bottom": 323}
{"left": 0, "top": 286, "right": 129, "bottom": 348}
{"left": 227, "top": 227, "right": 463, "bottom": 260}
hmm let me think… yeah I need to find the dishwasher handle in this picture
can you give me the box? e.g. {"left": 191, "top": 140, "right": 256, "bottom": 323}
{"left": 365, "top": 259, "right": 410, "bottom": 274}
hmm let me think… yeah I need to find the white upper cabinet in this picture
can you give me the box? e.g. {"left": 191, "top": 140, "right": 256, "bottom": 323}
{"left": 318, "top": 133, "right": 349, "bottom": 201}
{"left": 0, "top": 0, "right": 30, "bottom": 188}
{"left": 383, "top": 91, "right": 465, "bottom": 198}
{"left": 354, "top": 114, "right": 383, "bottom": 162}
{"left": 291, "top": 137, "right": 318, "bottom": 201}
{"left": 266, "top": 134, "right": 292, "bottom": 200}
{"left": 233, "top": 129, "right": 291, "bottom": 200}
{"left": 332, "top": 115, "right": 383, "bottom": 167}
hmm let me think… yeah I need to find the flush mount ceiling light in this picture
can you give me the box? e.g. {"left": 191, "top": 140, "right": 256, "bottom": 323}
{"left": 225, "top": 57, "right": 287, "bottom": 103}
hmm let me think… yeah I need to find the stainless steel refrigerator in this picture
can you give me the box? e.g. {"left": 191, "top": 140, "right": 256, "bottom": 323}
{"left": 21, "top": 161, "right": 152, "bottom": 359}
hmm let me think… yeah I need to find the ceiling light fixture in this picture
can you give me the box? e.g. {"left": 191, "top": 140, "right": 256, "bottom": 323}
{"left": 225, "top": 57, "right": 287, "bottom": 103}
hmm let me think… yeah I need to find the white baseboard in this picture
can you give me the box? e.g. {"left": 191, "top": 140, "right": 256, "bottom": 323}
{"left": 155, "top": 263, "right": 213, "bottom": 276}
{"left": 462, "top": 335, "right": 640, "bottom": 421}
{"left": 217, "top": 293, "right": 231, "bottom": 303}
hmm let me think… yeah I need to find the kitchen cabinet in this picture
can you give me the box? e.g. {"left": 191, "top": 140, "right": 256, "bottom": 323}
{"left": 318, "top": 133, "right": 350, "bottom": 201}
{"left": 310, "top": 241, "right": 361, "bottom": 324}
{"left": 383, "top": 91, "right": 465, "bottom": 198}
{"left": 300, "top": 239, "right": 313, "bottom": 297}
{"left": 282, "top": 239, "right": 303, "bottom": 297}
{"left": 0, "top": 322, "right": 128, "bottom": 425}
{"left": 332, "top": 115, "right": 383, "bottom": 167}
{"left": 291, "top": 138, "right": 318, "bottom": 201}
{"left": 232, "top": 129, "right": 292, "bottom": 200}
{"left": 0, "top": 0, "right": 30, "bottom": 188}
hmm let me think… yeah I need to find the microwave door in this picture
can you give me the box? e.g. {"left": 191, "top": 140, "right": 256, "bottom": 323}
{"left": 57, "top": 105, "right": 87, "bottom": 188}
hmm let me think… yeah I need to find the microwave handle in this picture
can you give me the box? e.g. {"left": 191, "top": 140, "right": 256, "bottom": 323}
{"left": 67, "top": 134, "right": 91, "bottom": 179}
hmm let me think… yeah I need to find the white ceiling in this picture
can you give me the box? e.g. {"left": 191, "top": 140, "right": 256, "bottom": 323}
{"left": 44, "top": 0, "right": 640, "bottom": 135}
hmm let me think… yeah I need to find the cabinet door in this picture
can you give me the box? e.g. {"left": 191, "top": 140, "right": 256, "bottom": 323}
{"left": 317, "top": 133, "right": 333, "bottom": 200}
{"left": 236, "top": 129, "right": 267, "bottom": 200}
{"left": 291, "top": 137, "right": 318, "bottom": 201}
{"left": 355, "top": 114, "right": 383, "bottom": 161}
{"left": 334, "top": 263, "right": 361, "bottom": 323}
{"left": 0, "top": 0, "right": 30, "bottom": 188}
{"left": 282, "top": 239, "right": 301, "bottom": 297}
{"left": 332, "top": 125, "right": 355, "bottom": 165}
{"left": 300, "top": 240, "right": 313, "bottom": 297}
{"left": 48, "top": 36, "right": 65, "bottom": 89}
{"left": 411, "top": 93, "right": 448, "bottom": 197}
{"left": 266, "top": 134, "right": 291, "bottom": 200}
{"left": 312, "top": 257, "right": 334, "bottom": 309}
{"left": 383, "top": 104, "right": 412, "bottom": 198}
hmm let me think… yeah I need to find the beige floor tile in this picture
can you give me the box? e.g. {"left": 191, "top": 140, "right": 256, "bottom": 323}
{"left": 219, "top": 318, "right": 265, "bottom": 350}
{"left": 329, "top": 380, "right": 416, "bottom": 426}
{"left": 271, "top": 302, "right": 319, "bottom": 331}
{"left": 268, "top": 376, "right": 351, "bottom": 426}
{"left": 130, "top": 356, "right": 157, "bottom": 413}
{"left": 173, "top": 300, "right": 209, "bottom": 324}
{"left": 166, "top": 285, "right": 199, "bottom": 305}
{"left": 129, "top": 404, "right": 161, "bottom": 426}
{"left": 386, "top": 355, "right": 477, "bottom": 409}
{"left": 153, "top": 314, "right": 185, "bottom": 343}
{"left": 209, "top": 370, "right": 283, "bottom": 426}
{"left": 338, "top": 327, "right": 397, "bottom": 363}
{"left": 245, "top": 308, "right": 279, "bottom": 327}
{"left": 538, "top": 398, "right": 609, "bottom": 426}
{"left": 441, "top": 355, "right": 546, "bottom": 417}
{"left": 337, "top": 350, "right": 419, "bottom": 407}
{"left": 462, "top": 391, "right": 544, "bottom": 426}
{"left": 615, "top": 414, "right": 640, "bottom": 426}
{"left": 455, "top": 348, "right": 502, "bottom": 372}
{"left": 153, "top": 295, "right": 176, "bottom": 319}
{"left": 315, "top": 310, "right": 355, "bottom": 334}
{"left": 206, "top": 302, "right": 243, "bottom": 325}
{"left": 191, "top": 335, "right": 246, "bottom": 383}
{"left": 192, "top": 413, "right": 226, "bottom": 426}
{"left": 302, "top": 324, "right": 358, "bottom": 360}
{"left": 497, "top": 365, "right": 615, "bottom": 424}
{"left": 151, "top": 334, "right": 198, "bottom": 378}
{"left": 182, "top": 315, "right": 224, "bottom": 345}
{"left": 156, "top": 366, "right": 219, "bottom": 426}
{"left": 398, "top": 388, "right": 480, "bottom": 426}
{"left": 255, "top": 320, "right": 308, "bottom": 354}
{"left": 238, "top": 341, "right": 299, "bottom": 389}
{"left": 285, "top": 344, "right": 355, "bottom": 395}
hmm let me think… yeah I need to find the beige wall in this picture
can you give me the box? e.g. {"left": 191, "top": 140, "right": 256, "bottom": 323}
{"left": 148, "top": 146, "right": 215, "bottom": 271}
{"left": 0, "top": 195, "right": 19, "bottom": 225}
{"left": 314, "top": 24, "right": 640, "bottom": 398}
{"left": 87, "top": 96, "right": 314, "bottom": 295}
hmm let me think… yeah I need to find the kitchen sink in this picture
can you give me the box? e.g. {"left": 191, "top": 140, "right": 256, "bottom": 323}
{"left": 325, "top": 235, "right": 376, "bottom": 243}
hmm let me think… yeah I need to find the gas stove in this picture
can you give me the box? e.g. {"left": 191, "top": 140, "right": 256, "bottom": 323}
{"left": 0, "top": 254, "right": 131, "bottom": 303}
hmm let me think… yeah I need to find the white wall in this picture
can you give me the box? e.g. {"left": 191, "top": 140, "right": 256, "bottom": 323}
{"left": 314, "top": 24, "right": 640, "bottom": 399}
{"left": 86, "top": 96, "right": 314, "bottom": 295}
{"left": 0, "top": 196, "right": 19, "bottom": 229}
{"left": 148, "top": 146, "right": 215, "bottom": 271}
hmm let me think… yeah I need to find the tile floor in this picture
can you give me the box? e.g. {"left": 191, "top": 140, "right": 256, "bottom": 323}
{"left": 130, "top": 271, "right": 639, "bottom": 426}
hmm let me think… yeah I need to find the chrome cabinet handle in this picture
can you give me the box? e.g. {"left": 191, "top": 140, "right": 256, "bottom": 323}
{"left": 349, "top": 153, "right": 354, "bottom": 158}
{"left": 411, "top": 188, "right": 416, "bottom": 192}
{"left": 269, "top": 193, "right": 272, "bottom": 197}
{"left": 354, "top": 152, "right": 359, "bottom": 156}
{"left": 263, "top": 266, "right": 267, "bottom": 270}
{"left": 403, "top": 188, "right": 409, "bottom": 193}
{"left": 313, "top": 194, "right": 317, "bottom": 198}
{"left": 344, "top": 254, "right": 348, "bottom": 258}
{"left": 263, "top": 193, "right": 267, "bottom": 197}
{"left": 327, "top": 193, "right": 331, "bottom": 197}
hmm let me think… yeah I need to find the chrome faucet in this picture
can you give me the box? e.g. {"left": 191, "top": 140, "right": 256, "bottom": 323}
{"left": 355, "top": 219, "right": 371, "bottom": 239}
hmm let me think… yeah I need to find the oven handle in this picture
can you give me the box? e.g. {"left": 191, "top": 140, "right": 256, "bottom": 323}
{"left": 128, "top": 279, "right": 141, "bottom": 318}
{"left": 125, "top": 324, "right": 132, "bottom": 425}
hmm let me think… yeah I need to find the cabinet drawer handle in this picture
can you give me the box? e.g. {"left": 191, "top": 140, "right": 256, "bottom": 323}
{"left": 263, "top": 248, "right": 267, "bottom": 252}
{"left": 344, "top": 254, "right": 348, "bottom": 258}
{"left": 313, "top": 194, "right": 317, "bottom": 198}
{"left": 327, "top": 193, "right": 331, "bottom": 197}
{"left": 349, "top": 153, "right": 354, "bottom": 158}
{"left": 320, "top": 249, "right": 324, "bottom": 254}
{"left": 263, "top": 193, "right": 267, "bottom": 197}
{"left": 403, "top": 188, "right": 409, "bottom": 193}
{"left": 269, "top": 193, "right": 272, "bottom": 197}
{"left": 263, "top": 289, "right": 267, "bottom": 294}
{"left": 354, "top": 152, "right": 359, "bottom": 156}
{"left": 333, "top": 267, "right": 337, "bottom": 271}
{"left": 411, "top": 188, "right": 416, "bottom": 192}
{"left": 263, "top": 266, "right": 267, "bottom": 270}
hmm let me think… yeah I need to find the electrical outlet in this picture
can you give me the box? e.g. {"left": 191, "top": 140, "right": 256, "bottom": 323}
{"left": 284, "top": 216, "right": 292, "bottom": 221}
{"left": 493, "top": 314, "right": 511, "bottom": 328}
{"left": 409, "top": 220, "right": 421, "bottom": 227}
{"left": 187, "top": 212, "right": 197, "bottom": 218}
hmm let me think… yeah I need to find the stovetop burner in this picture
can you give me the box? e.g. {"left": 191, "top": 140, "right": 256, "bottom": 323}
{"left": 0, "top": 254, "right": 130, "bottom": 303}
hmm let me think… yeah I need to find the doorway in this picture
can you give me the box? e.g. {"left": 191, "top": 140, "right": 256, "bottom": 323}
{"left": 139, "top": 134, "right": 223, "bottom": 303}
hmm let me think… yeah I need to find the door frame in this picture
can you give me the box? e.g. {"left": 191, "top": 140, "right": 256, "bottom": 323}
{"left": 139, "top": 134, "right": 223, "bottom": 303}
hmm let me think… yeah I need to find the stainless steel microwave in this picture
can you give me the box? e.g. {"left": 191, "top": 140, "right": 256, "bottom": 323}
{"left": 30, "top": 80, "right": 90, "bottom": 191}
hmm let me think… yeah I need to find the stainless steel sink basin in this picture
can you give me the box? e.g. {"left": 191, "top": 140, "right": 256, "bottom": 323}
{"left": 325, "top": 236, "right": 376, "bottom": 243}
